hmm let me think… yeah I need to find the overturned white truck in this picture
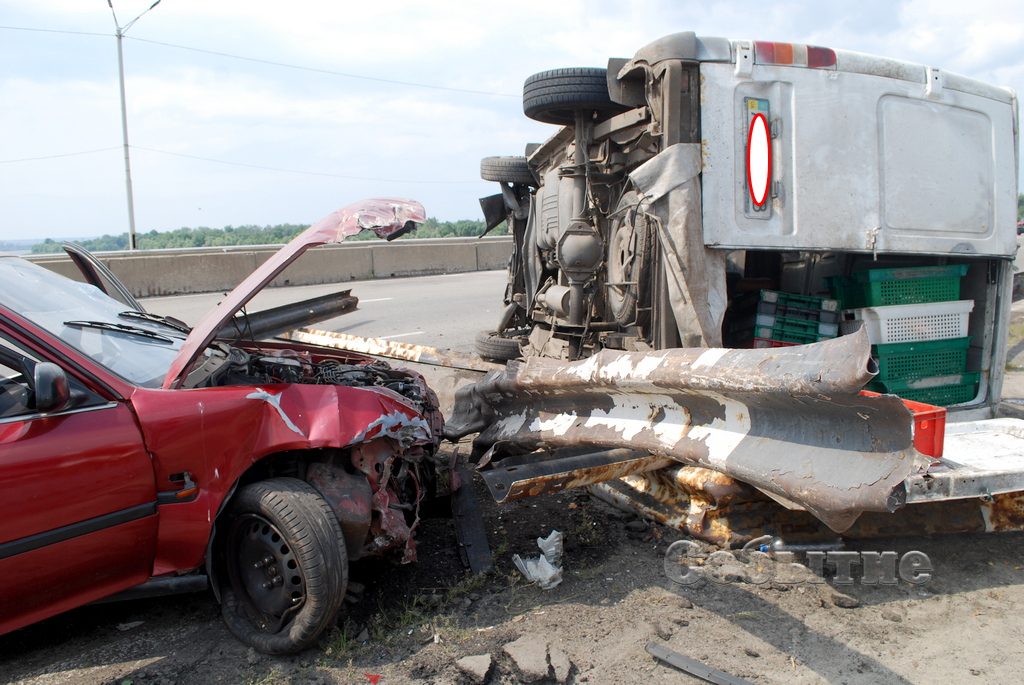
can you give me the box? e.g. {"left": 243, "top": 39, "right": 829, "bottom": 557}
{"left": 449, "top": 32, "right": 1024, "bottom": 543}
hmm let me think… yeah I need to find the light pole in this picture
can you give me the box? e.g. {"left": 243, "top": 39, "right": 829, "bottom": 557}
{"left": 107, "top": 0, "right": 161, "bottom": 250}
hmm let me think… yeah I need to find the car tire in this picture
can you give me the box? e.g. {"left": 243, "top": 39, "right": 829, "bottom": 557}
{"left": 480, "top": 156, "right": 535, "bottom": 185}
{"left": 474, "top": 329, "right": 523, "bottom": 362}
{"left": 220, "top": 477, "right": 347, "bottom": 655}
{"left": 523, "top": 67, "right": 625, "bottom": 125}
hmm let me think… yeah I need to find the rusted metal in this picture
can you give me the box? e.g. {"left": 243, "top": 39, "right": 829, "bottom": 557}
{"left": 646, "top": 642, "right": 754, "bottom": 685}
{"left": 480, "top": 448, "right": 672, "bottom": 504}
{"left": 446, "top": 329, "right": 926, "bottom": 533}
{"left": 591, "top": 473, "right": 1024, "bottom": 545}
{"left": 283, "top": 327, "right": 503, "bottom": 373}
{"left": 306, "top": 462, "right": 372, "bottom": 560}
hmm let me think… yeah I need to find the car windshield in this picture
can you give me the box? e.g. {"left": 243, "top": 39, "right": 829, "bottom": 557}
{"left": 0, "top": 256, "right": 192, "bottom": 388}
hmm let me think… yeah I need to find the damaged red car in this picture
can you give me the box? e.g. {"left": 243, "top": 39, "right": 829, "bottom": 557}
{"left": 0, "top": 199, "right": 447, "bottom": 653}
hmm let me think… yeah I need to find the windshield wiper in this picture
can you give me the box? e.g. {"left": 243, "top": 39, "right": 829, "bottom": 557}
{"left": 118, "top": 310, "right": 191, "bottom": 334}
{"left": 64, "top": 320, "right": 175, "bottom": 344}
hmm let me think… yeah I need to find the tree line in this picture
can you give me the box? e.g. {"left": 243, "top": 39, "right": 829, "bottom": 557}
{"left": 29, "top": 217, "right": 505, "bottom": 254}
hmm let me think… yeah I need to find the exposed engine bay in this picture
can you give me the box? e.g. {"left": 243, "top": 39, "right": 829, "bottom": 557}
{"left": 189, "top": 343, "right": 426, "bottom": 406}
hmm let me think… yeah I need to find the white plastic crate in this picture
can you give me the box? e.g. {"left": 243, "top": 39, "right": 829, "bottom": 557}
{"left": 840, "top": 299, "right": 974, "bottom": 344}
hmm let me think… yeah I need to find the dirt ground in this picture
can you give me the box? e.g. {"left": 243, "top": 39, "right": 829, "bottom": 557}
{"left": 4, "top": 301, "right": 1024, "bottom": 685}
{"left": 1, "top": 460, "right": 1022, "bottom": 685}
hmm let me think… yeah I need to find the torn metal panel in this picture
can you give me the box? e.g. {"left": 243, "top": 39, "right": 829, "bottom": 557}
{"left": 447, "top": 329, "right": 927, "bottom": 532}
{"left": 629, "top": 143, "right": 728, "bottom": 347}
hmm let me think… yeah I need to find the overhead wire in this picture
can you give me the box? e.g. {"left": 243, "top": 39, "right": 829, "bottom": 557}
{"left": 0, "top": 25, "right": 518, "bottom": 97}
{"left": 0, "top": 24, "right": 498, "bottom": 182}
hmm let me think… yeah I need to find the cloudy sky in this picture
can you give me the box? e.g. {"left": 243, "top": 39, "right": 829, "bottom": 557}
{"left": 1, "top": 0, "right": 1022, "bottom": 241}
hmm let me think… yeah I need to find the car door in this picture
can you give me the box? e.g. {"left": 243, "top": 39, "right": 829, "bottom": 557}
{"left": 0, "top": 327, "right": 158, "bottom": 635}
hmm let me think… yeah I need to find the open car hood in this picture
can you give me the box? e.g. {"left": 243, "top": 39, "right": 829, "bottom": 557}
{"left": 161, "top": 198, "right": 425, "bottom": 389}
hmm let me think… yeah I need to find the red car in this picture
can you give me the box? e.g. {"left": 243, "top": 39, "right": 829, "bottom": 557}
{"left": 0, "top": 199, "right": 447, "bottom": 653}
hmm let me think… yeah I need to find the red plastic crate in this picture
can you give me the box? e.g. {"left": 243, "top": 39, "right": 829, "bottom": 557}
{"left": 750, "top": 337, "right": 801, "bottom": 349}
{"left": 859, "top": 390, "right": 946, "bottom": 458}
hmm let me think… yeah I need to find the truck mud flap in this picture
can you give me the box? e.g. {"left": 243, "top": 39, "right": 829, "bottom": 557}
{"left": 445, "top": 329, "right": 927, "bottom": 533}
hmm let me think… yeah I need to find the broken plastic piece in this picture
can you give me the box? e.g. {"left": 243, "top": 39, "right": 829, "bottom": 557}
{"left": 512, "top": 530, "right": 564, "bottom": 589}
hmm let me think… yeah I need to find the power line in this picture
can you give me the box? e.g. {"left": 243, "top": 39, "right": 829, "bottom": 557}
{"left": 0, "top": 24, "right": 519, "bottom": 97}
{"left": 125, "top": 36, "right": 518, "bottom": 97}
{"left": 131, "top": 145, "right": 478, "bottom": 184}
{"left": 0, "top": 146, "right": 121, "bottom": 164}
{"left": 0, "top": 24, "right": 109, "bottom": 38}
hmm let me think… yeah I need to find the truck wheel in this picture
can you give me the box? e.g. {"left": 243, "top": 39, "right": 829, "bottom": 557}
{"left": 220, "top": 477, "right": 347, "bottom": 654}
{"left": 481, "top": 156, "right": 536, "bottom": 185}
{"left": 475, "top": 329, "right": 523, "bottom": 362}
{"left": 523, "top": 67, "right": 624, "bottom": 125}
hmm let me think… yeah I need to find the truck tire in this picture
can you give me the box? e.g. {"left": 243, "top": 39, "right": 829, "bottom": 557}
{"left": 480, "top": 156, "right": 535, "bottom": 185}
{"left": 220, "top": 477, "right": 347, "bottom": 654}
{"left": 523, "top": 67, "right": 624, "bottom": 125}
{"left": 475, "top": 329, "right": 523, "bottom": 362}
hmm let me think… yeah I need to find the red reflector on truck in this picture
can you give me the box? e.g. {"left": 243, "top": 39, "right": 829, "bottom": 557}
{"left": 746, "top": 113, "right": 771, "bottom": 207}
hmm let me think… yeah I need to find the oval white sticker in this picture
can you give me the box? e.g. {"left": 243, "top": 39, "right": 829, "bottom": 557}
{"left": 747, "top": 113, "right": 770, "bottom": 207}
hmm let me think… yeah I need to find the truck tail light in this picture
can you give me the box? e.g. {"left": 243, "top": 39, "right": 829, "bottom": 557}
{"left": 754, "top": 41, "right": 837, "bottom": 69}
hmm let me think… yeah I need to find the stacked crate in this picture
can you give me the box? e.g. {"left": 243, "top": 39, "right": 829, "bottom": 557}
{"left": 729, "top": 290, "right": 840, "bottom": 348}
{"left": 829, "top": 265, "right": 976, "bottom": 406}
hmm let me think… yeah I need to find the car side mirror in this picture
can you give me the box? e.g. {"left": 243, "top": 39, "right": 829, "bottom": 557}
{"left": 33, "top": 362, "right": 70, "bottom": 413}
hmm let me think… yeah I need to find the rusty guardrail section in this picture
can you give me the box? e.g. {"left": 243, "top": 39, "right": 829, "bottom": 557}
{"left": 445, "top": 328, "right": 928, "bottom": 532}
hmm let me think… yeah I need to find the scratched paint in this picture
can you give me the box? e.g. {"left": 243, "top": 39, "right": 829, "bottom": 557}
{"left": 246, "top": 388, "right": 305, "bottom": 436}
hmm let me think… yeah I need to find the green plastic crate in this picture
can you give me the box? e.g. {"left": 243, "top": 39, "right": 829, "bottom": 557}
{"left": 750, "top": 322, "right": 835, "bottom": 344}
{"left": 828, "top": 264, "right": 968, "bottom": 308}
{"left": 873, "top": 337, "right": 970, "bottom": 381}
{"left": 756, "top": 290, "right": 839, "bottom": 312}
{"left": 867, "top": 371, "right": 980, "bottom": 406}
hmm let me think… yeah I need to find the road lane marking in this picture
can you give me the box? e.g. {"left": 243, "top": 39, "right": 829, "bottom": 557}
{"left": 378, "top": 331, "right": 423, "bottom": 339}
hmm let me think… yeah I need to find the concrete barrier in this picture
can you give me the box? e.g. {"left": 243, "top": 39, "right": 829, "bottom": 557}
{"left": 28, "top": 236, "right": 513, "bottom": 297}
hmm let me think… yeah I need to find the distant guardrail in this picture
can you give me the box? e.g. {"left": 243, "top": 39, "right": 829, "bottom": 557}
{"left": 27, "top": 236, "right": 513, "bottom": 298}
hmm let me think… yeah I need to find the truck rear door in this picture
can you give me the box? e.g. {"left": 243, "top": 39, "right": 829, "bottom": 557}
{"left": 699, "top": 43, "right": 1018, "bottom": 257}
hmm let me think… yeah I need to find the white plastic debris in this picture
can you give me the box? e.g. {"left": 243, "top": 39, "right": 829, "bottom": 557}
{"left": 512, "top": 530, "right": 564, "bottom": 590}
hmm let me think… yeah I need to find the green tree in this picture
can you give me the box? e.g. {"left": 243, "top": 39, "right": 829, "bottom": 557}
{"left": 29, "top": 218, "right": 501, "bottom": 254}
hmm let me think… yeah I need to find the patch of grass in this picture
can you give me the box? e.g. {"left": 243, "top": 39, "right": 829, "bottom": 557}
{"left": 571, "top": 508, "right": 602, "bottom": 547}
{"left": 445, "top": 571, "right": 487, "bottom": 602}
{"left": 323, "top": 621, "right": 360, "bottom": 661}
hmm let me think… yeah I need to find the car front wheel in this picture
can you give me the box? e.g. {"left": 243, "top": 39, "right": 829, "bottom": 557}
{"left": 219, "top": 477, "right": 347, "bottom": 654}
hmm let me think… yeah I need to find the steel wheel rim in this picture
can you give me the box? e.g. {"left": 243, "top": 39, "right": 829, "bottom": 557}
{"left": 226, "top": 513, "right": 306, "bottom": 632}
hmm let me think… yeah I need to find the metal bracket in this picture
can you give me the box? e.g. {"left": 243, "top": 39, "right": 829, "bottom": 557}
{"left": 866, "top": 227, "right": 880, "bottom": 259}
{"left": 926, "top": 67, "right": 944, "bottom": 98}
{"left": 735, "top": 41, "right": 754, "bottom": 77}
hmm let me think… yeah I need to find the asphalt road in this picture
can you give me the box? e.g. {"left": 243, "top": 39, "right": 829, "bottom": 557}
{"left": 140, "top": 269, "right": 509, "bottom": 355}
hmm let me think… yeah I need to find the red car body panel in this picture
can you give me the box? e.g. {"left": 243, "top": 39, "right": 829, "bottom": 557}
{"left": 131, "top": 375, "right": 432, "bottom": 574}
{"left": 0, "top": 198, "right": 439, "bottom": 638}
{"left": 0, "top": 517, "right": 157, "bottom": 634}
